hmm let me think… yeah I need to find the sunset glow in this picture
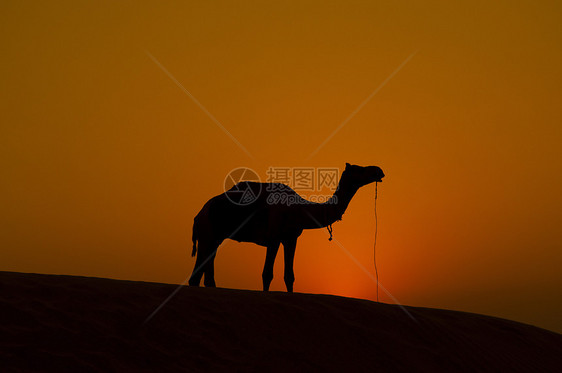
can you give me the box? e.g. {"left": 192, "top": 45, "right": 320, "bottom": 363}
{"left": 1, "top": 1, "right": 561, "bottom": 333}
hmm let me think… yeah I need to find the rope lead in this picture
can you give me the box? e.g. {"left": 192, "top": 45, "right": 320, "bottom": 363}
{"left": 374, "top": 182, "right": 379, "bottom": 302}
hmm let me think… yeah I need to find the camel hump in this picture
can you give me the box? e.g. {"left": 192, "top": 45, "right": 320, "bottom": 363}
{"left": 228, "top": 182, "right": 299, "bottom": 202}
{"left": 228, "top": 181, "right": 261, "bottom": 191}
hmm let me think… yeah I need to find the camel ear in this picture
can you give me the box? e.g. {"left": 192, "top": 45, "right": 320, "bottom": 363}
{"left": 345, "top": 163, "right": 351, "bottom": 169}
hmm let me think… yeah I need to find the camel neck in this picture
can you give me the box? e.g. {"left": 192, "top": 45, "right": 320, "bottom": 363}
{"left": 299, "top": 171, "right": 360, "bottom": 229}
{"left": 325, "top": 174, "right": 360, "bottom": 224}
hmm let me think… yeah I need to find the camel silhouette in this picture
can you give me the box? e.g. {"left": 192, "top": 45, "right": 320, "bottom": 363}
{"left": 189, "top": 163, "right": 385, "bottom": 292}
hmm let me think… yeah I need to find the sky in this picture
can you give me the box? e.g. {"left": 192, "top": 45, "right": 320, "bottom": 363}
{"left": 1, "top": 1, "right": 561, "bottom": 333}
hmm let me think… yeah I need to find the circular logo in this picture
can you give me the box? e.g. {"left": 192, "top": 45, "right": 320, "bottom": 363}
{"left": 224, "top": 167, "right": 261, "bottom": 205}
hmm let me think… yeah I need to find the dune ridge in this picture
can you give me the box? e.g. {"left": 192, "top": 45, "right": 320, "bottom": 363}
{"left": 1, "top": 271, "right": 561, "bottom": 372}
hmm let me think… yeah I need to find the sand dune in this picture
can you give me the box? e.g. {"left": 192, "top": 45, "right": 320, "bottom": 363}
{"left": 1, "top": 271, "right": 560, "bottom": 372}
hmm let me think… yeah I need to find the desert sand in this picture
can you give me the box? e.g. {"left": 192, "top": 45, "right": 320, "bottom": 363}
{"left": 1, "top": 271, "right": 561, "bottom": 372}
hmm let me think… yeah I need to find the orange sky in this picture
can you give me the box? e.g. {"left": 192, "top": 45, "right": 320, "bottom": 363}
{"left": 1, "top": 1, "right": 561, "bottom": 333}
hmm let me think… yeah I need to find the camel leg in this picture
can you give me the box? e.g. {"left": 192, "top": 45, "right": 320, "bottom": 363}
{"left": 203, "top": 240, "right": 223, "bottom": 288}
{"left": 282, "top": 238, "right": 297, "bottom": 293}
{"left": 262, "top": 241, "right": 280, "bottom": 291}
{"left": 203, "top": 251, "right": 217, "bottom": 288}
{"left": 188, "top": 253, "right": 205, "bottom": 287}
{"left": 189, "top": 240, "right": 218, "bottom": 287}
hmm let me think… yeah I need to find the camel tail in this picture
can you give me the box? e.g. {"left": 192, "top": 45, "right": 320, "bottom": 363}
{"left": 191, "top": 218, "right": 198, "bottom": 257}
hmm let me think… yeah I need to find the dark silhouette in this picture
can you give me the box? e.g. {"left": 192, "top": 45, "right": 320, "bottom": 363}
{"left": 189, "top": 163, "right": 385, "bottom": 292}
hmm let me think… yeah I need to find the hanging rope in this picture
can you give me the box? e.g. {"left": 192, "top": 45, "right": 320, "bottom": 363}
{"left": 374, "top": 181, "right": 379, "bottom": 302}
{"left": 327, "top": 224, "right": 333, "bottom": 241}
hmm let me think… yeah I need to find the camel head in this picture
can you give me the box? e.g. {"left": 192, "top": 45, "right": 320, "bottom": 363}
{"left": 344, "top": 163, "right": 385, "bottom": 187}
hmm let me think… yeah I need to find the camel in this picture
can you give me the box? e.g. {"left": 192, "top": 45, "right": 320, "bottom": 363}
{"left": 188, "top": 163, "right": 385, "bottom": 292}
